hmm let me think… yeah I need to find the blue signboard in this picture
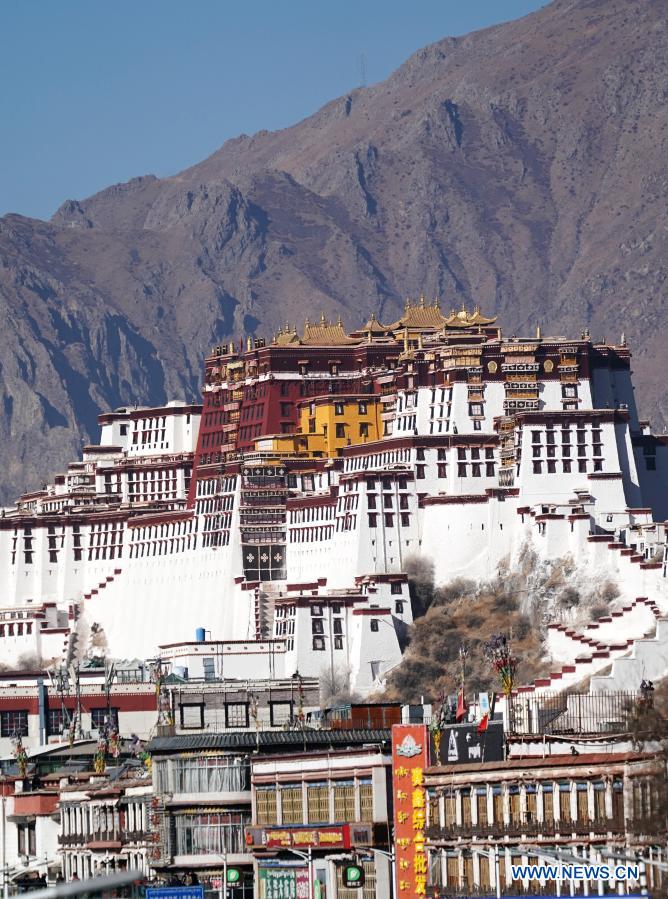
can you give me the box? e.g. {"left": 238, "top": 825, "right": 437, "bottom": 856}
{"left": 147, "top": 887, "right": 204, "bottom": 899}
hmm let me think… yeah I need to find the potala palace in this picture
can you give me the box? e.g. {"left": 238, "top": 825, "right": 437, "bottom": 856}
{"left": 2, "top": 301, "right": 668, "bottom": 698}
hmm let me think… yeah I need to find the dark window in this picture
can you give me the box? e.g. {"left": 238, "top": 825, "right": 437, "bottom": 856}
{"left": 334, "top": 636, "right": 343, "bottom": 650}
{"left": 335, "top": 424, "right": 345, "bottom": 438}
{"left": 225, "top": 702, "right": 249, "bottom": 728}
{"left": 0, "top": 710, "right": 28, "bottom": 737}
{"left": 359, "top": 423, "right": 369, "bottom": 438}
{"left": 416, "top": 448, "right": 425, "bottom": 461}
{"left": 47, "top": 708, "right": 65, "bottom": 736}
{"left": 367, "top": 479, "right": 376, "bottom": 490}
{"left": 312, "top": 637, "right": 325, "bottom": 652}
{"left": 547, "top": 460, "right": 557, "bottom": 473}
{"left": 563, "top": 445, "right": 571, "bottom": 457}
{"left": 120, "top": 424, "right": 128, "bottom": 436}
{"left": 331, "top": 602, "right": 342, "bottom": 615}
{"left": 578, "top": 460, "right": 587, "bottom": 473}
{"left": 370, "top": 620, "right": 379, "bottom": 632}
{"left": 474, "top": 419, "right": 482, "bottom": 430}
{"left": 17, "top": 824, "right": 36, "bottom": 858}
{"left": 395, "top": 601, "right": 404, "bottom": 614}
{"left": 399, "top": 494, "right": 409, "bottom": 509}
{"left": 368, "top": 513, "right": 377, "bottom": 528}
{"left": 532, "top": 461, "right": 542, "bottom": 474}
{"left": 280, "top": 402, "right": 292, "bottom": 417}
{"left": 334, "top": 403, "right": 344, "bottom": 415}
{"left": 416, "top": 466, "right": 426, "bottom": 479}
{"left": 533, "top": 446, "right": 541, "bottom": 458}
{"left": 457, "top": 463, "right": 466, "bottom": 477}
{"left": 457, "top": 448, "right": 466, "bottom": 460}
{"left": 486, "top": 463, "right": 495, "bottom": 477}
{"left": 532, "top": 431, "right": 541, "bottom": 443}
{"left": 311, "top": 604, "right": 323, "bottom": 616}
{"left": 401, "top": 513, "right": 410, "bottom": 527}
{"left": 471, "top": 448, "right": 480, "bottom": 460}
{"left": 437, "top": 449, "right": 447, "bottom": 461}
{"left": 384, "top": 513, "right": 394, "bottom": 527}
{"left": 383, "top": 494, "right": 393, "bottom": 509}
{"left": 593, "top": 460, "right": 603, "bottom": 472}
{"left": 563, "top": 460, "right": 572, "bottom": 473}
{"left": 333, "top": 619, "right": 343, "bottom": 634}
{"left": 358, "top": 402, "right": 368, "bottom": 415}
{"left": 367, "top": 495, "right": 377, "bottom": 510}
{"left": 312, "top": 619, "right": 324, "bottom": 635}
{"left": 391, "top": 582, "right": 403, "bottom": 595}
{"left": 91, "top": 707, "right": 119, "bottom": 730}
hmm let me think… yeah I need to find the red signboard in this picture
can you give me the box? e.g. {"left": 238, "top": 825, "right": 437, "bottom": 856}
{"left": 246, "top": 823, "right": 373, "bottom": 850}
{"left": 392, "top": 724, "right": 429, "bottom": 898}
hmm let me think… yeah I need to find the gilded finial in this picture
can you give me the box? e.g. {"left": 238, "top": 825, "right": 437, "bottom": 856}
{"left": 320, "top": 312, "right": 326, "bottom": 325}
{"left": 419, "top": 294, "right": 425, "bottom": 307}
{"left": 536, "top": 325, "right": 541, "bottom": 339}
{"left": 337, "top": 314, "right": 342, "bottom": 326}
{"left": 621, "top": 331, "right": 626, "bottom": 346}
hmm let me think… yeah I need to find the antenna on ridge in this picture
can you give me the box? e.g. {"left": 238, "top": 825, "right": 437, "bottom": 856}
{"left": 360, "top": 52, "right": 367, "bottom": 88}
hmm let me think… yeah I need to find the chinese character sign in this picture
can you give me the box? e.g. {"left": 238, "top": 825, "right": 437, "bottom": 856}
{"left": 392, "top": 724, "right": 428, "bottom": 899}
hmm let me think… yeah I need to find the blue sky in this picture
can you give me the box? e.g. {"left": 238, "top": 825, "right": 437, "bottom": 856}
{"left": 0, "top": 0, "right": 546, "bottom": 220}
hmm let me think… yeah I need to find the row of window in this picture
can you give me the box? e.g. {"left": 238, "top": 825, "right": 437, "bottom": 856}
{"left": 531, "top": 459, "right": 603, "bottom": 474}
{"left": 368, "top": 512, "right": 411, "bottom": 528}
{"left": 256, "top": 779, "right": 374, "bottom": 825}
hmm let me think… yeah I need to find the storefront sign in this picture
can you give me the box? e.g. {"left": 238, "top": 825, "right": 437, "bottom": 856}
{"left": 147, "top": 888, "right": 203, "bottom": 899}
{"left": 258, "top": 867, "right": 309, "bottom": 899}
{"left": 392, "top": 724, "right": 428, "bottom": 898}
{"left": 246, "top": 823, "right": 372, "bottom": 850}
{"left": 430, "top": 721, "right": 505, "bottom": 765}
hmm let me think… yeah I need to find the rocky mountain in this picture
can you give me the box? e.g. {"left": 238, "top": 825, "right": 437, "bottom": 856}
{"left": 1, "top": 0, "right": 667, "bottom": 504}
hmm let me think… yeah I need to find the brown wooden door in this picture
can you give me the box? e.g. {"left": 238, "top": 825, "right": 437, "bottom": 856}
{"left": 478, "top": 854, "right": 490, "bottom": 888}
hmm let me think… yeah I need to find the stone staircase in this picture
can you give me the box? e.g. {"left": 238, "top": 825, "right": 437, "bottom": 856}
{"left": 83, "top": 568, "right": 122, "bottom": 600}
{"left": 589, "top": 617, "right": 668, "bottom": 691}
{"left": 546, "top": 596, "right": 661, "bottom": 662}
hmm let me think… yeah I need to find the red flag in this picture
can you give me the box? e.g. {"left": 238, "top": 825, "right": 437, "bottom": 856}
{"left": 456, "top": 688, "right": 467, "bottom": 722}
{"left": 477, "top": 713, "right": 489, "bottom": 735}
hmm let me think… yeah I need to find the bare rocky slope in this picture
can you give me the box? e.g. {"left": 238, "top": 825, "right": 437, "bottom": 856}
{"left": 1, "top": 0, "right": 667, "bottom": 503}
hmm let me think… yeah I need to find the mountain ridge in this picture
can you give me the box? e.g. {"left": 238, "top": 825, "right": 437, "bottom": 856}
{"left": 1, "top": 0, "right": 667, "bottom": 503}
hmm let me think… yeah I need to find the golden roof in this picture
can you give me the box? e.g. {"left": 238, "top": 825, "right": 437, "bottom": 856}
{"left": 273, "top": 324, "right": 301, "bottom": 345}
{"left": 388, "top": 296, "right": 447, "bottom": 330}
{"left": 301, "top": 314, "right": 360, "bottom": 346}
{"left": 443, "top": 304, "right": 497, "bottom": 328}
{"left": 360, "top": 312, "right": 390, "bottom": 334}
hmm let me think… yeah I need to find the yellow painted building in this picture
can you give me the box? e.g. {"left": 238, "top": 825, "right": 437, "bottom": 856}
{"left": 254, "top": 395, "right": 381, "bottom": 457}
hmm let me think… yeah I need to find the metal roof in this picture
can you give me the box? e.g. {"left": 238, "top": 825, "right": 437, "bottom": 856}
{"left": 148, "top": 729, "right": 391, "bottom": 753}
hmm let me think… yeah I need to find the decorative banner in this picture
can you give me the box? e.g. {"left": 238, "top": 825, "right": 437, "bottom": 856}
{"left": 392, "top": 724, "right": 428, "bottom": 898}
{"left": 430, "top": 721, "right": 505, "bottom": 766}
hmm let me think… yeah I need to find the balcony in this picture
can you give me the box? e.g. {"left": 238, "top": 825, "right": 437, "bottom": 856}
{"left": 503, "top": 399, "right": 539, "bottom": 411}
{"left": 501, "top": 363, "right": 540, "bottom": 373}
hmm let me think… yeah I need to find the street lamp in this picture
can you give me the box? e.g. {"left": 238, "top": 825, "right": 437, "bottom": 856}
{"left": 360, "top": 846, "right": 396, "bottom": 899}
